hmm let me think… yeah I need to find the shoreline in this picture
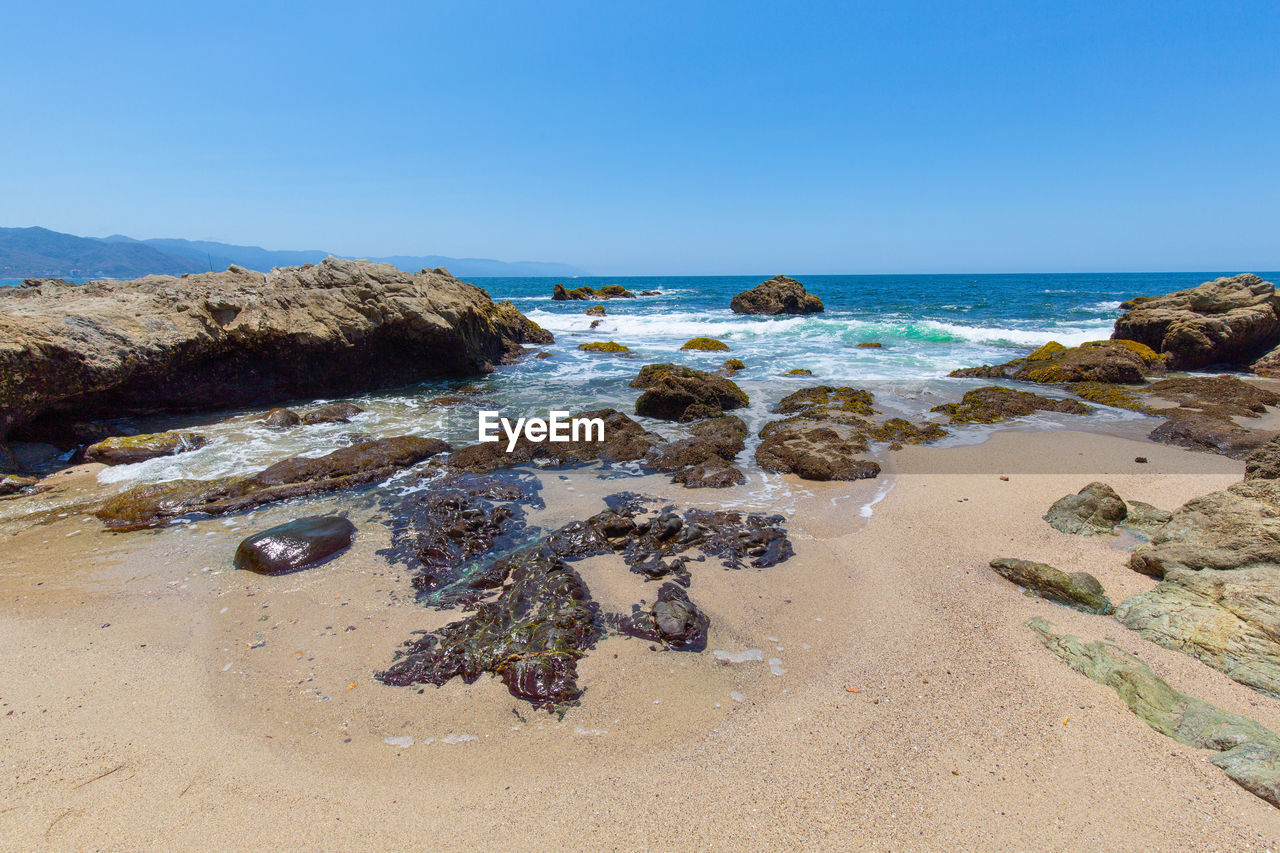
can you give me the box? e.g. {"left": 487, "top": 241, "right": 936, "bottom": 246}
{"left": 4, "top": 429, "right": 1279, "bottom": 849}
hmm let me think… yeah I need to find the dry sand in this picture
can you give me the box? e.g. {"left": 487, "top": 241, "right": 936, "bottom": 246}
{"left": 2, "top": 430, "right": 1279, "bottom": 850}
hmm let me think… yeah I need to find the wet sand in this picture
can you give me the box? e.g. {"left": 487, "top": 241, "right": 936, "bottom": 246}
{"left": 2, "top": 430, "right": 1279, "bottom": 850}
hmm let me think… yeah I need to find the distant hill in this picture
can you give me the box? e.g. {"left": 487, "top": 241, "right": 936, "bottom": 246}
{"left": 1, "top": 226, "right": 586, "bottom": 279}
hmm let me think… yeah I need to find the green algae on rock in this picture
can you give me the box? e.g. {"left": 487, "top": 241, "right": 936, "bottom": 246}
{"left": 552, "top": 283, "right": 636, "bottom": 301}
{"left": 931, "top": 386, "right": 1093, "bottom": 424}
{"left": 774, "top": 386, "right": 875, "bottom": 417}
{"left": 989, "top": 558, "right": 1113, "bottom": 614}
{"left": 680, "top": 337, "right": 731, "bottom": 352}
{"left": 84, "top": 431, "right": 208, "bottom": 466}
{"left": 578, "top": 341, "right": 632, "bottom": 354}
{"left": 950, "top": 339, "right": 1162, "bottom": 385}
{"left": 630, "top": 363, "right": 749, "bottom": 421}
{"left": 722, "top": 358, "right": 745, "bottom": 374}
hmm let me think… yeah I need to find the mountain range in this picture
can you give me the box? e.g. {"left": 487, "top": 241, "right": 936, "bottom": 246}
{"left": 0, "top": 226, "right": 586, "bottom": 279}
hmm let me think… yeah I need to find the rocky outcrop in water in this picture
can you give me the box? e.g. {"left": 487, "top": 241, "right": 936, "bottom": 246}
{"left": 931, "top": 386, "right": 1093, "bottom": 424}
{"left": 234, "top": 516, "right": 357, "bottom": 575}
{"left": 0, "top": 259, "right": 550, "bottom": 466}
{"left": 989, "top": 558, "right": 1113, "bottom": 614}
{"left": 630, "top": 364, "right": 749, "bottom": 421}
{"left": 1113, "top": 274, "right": 1280, "bottom": 370}
{"left": 96, "top": 435, "right": 449, "bottom": 530}
{"left": 446, "top": 408, "right": 663, "bottom": 473}
{"left": 553, "top": 283, "right": 635, "bottom": 300}
{"left": 1028, "top": 616, "right": 1280, "bottom": 808}
{"left": 729, "top": 275, "right": 824, "bottom": 315}
{"left": 950, "top": 340, "right": 1164, "bottom": 384}
{"left": 84, "top": 431, "right": 208, "bottom": 466}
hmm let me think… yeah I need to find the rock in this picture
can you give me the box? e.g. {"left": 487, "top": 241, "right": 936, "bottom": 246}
{"left": 1111, "top": 272, "right": 1280, "bottom": 366}
{"left": 1145, "top": 375, "right": 1280, "bottom": 418}
{"left": 680, "top": 337, "right": 730, "bottom": 352}
{"left": 1127, "top": 478, "right": 1280, "bottom": 579}
{"left": 931, "top": 386, "right": 1093, "bottom": 424}
{"left": 96, "top": 435, "right": 449, "bottom": 530}
{"left": 552, "top": 283, "right": 635, "bottom": 301}
{"left": 446, "top": 408, "right": 662, "bottom": 473}
{"left": 784, "top": 368, "right": 813, "bottom": 376}
{"left": 1113, "top": 273, "right": 1280, "bottom": 370}
{"left": 1027, "top": 616, "right": 1280, "bottom": 808}
{"left": 585, "top": 304, "right": 606, "bottom": 316}
{"left": 1124, "top": 500, "right": 1174, "bottom": 534}
{"left": 1148, "top": 409, "right": 1276, "bottom": 459}
{"left": 1044, "top": 482, "right": 1129, "bottom": 535}
{"left": 645, "top": 416, "right": 747, "bottom": 488}
{"left": 950, "top": 339, "right": 1162, "bottom": 384}
{"left": 630, "top": 364, "right": 749, "bottom": 421}
{"left": 300, "top": 402, "right": 364, "bottom": 425}
{"left": 233, "top": 516, "right": 356, "bottom": 575}
{"left": 866, "top": 418, "right": 948, "bottom": 447}
{"left": 671, "top": 463, "right": 746, "bottom": 488}
{"left": 640, "top": 290, "right": 661, "bottom": 296}
{"left": 722, "top": 358, "right": 745, "bottom": 374}
{"left": 578, "top": 341, "right": 631, "bottom": 354}
{"left": 775, "top": 386, "right": 875, "bottom": 418}
{"left": 1246, "top": 437, "right": 1280, "bottom": 480}
{"left": 0, "top": 259, "right": 549, "bottom": 458}
{"left": 262, "top": 407, "right": 302, "bottom": 428}
{"left": 729, "top": 275, "right": 824, "bottom": 315}
{"left": 616, "top": 582, "right": 710, "bottom": 650}
{"left": 0, "top": 474, "right": 38, "bottom": 496}
{"left": 989, "top": 558, "right": 1113, "bottom": 614}
{"left": 1253, "top": 346, "right": 1280, "bottom": 377}
{"left": 857, "top": 342, "right": 883, "bottom": 348}
{"left": 1117, "top": 567, "right": 1280, "bottom": 699}
{"left": 84, "top": 431, "right": 208, "bottom": 466}
{"left": 1068, "top": 381, "right": 1154, "bottom": 413}
{"left": 755, "top": 421, "right": 880, "bottom": 481}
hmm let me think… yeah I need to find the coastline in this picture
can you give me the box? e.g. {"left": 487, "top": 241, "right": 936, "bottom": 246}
{"left": 4, "top": 430, "right": 1279, "bottom": 850}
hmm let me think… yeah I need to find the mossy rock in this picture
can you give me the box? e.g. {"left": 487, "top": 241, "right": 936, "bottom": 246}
{"left": 723, "top": 358, "right": 745, "bottom": 372}
{"left": 784, "top": 368, "right": 813, "bottom": 376}
{"left": 585, "top": 304, "right": 606, "bottom": 317}
{"left": 867, "top": 418, "right": 948, "bottom": 446}
{"left": 856, "top": 342, "right": 883, "bottom": 348}
{"left": 85, "top": 431, "right": 209, "bottom": 466}
{"left": 681, "top": 337, "right": 730, "bottom": 352}
{"left": 1028, "top": 341, "right": 1068, "bottom": 361}
{"left": 578, "top": 341, "right": 631, "bottom": 354}
{"left": 932, "top": 386, "right": 1093, "bottom": 424}
{"left": 595, "top": 284, "right": 636, "bottom": 298}
{"left": 775, "top": 386, "right": 875, "bottom": 417}
{"left": 1023, "top": 364, "right": 1072, "bottom": 383}
{"left": 991, "top": 558, "right": 1113, "bottom": 614}
{"left": 1068, "top": 382, "right": 1154, "bottom": 413}
{"left": 1083, "top": 338, "right": 1164, "bottom": 365}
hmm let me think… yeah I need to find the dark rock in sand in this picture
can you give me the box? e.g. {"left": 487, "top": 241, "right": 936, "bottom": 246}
{"left": 1044, "top": 482, "right": 1129, "bottom": 535}
{"left": 730, "top": 275, "right": 824, "bottom": 315}
{"left": 1028, "top": 616, "right": 1280, "bottom": 808}
{"left": 84, "top": 431, "right": 209, "bottom": 466}
{"left": 96, "top": 435, "right": 449, "bottom": 530}
{"left": 932, "top": 386, "right": 1093, "bottom": 424}
{"left": 646, "top": 415, "right": 747, "bottom": 489}
{"left": 1113, "top": 273, "right": 1280, "bottom": 370}
{"left": 630, "top": 364, "right": 749, "bottom": 421}
{"left": 445, "top": 408, "right": 662, "bottom": 473}
{"left": 989, "top": 557, "right": 1113, "bottom": 614}
{"left": 616, "top": 582, "right": 710, "bottom": 650}
{"left": 262, "top": 408, "right": 302, "bottom": 428}
{"left": 1147, "top": 409, "right": 1277, "bottom": 459}
{"left": 866, "top": 418, "right": 948, "bottom": 447}
{"left": 0, "top": 259, "right": 548, "bottom": 463}
{"left": 300, "top": 402, "right": 364, "bottom": 425}
{"left": 1246, "top": 437, "right": 1280, "bottom": 480}
{"left": 234, "top": 516, "right": 356, "bottom": 575}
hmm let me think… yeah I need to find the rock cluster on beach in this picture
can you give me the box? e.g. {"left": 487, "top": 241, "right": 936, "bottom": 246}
{"left": 730, "top": 275, "right": 824, "bottom": 315}
{"left": 0, "top": 258, "right": 551, "bottom": 470}
{"left": 630, "top": 363, "right": 750, "bottom": 421}
{"left": 1043, "top": 481, "right": 1171, "bottom": 536}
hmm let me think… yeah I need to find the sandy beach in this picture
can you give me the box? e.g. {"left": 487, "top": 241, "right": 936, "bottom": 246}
{"left": 3, "top": 429, "right": 1277, "bottom": 851}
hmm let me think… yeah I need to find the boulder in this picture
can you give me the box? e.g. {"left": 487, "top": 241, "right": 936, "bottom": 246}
{"left": 630, "top": 364, "right": 749, "bottom": 421}
{"left": 1246, "top": 437, "right": 1280, "bottom": 480}
{"left": 233, "top": 516, "right": 357, "bottom": 575}
{"left": 96, "top": 435, "right": 449, "bottom": 530}
{"left": 1112, "top": 274, "right": 1280, "bottom": 370}
{"left": 1127, "top": 478, "right": 1280, "bottom": 579}
{"left": 0, "top": 259, "right": 548, "bottom": 465}
{"left": 931, "top": 386, "right": 1093, "bottom": 424}
{"left": 1027, "top": 616, "right": 1280, "bottom": 808}
{"left": 84, "top": 431, "right": 208, "bottom": 466}
{"left": 578, "top": 341, "right": 631, "bottom": 354}
{"left": 1117, "top": 567, "right": 1280, "bottom": 699}
{"left": 262, "top": 407, "right": 302, "bottom": 428}
{"left": 552, "top": 283, "right": 635, "bottom": 301}
{"left": 646, "top": 415, "right": 747, "bottom": 488}
{"left": 989, "top": 558, "right": 1113, "bottom": 614}
{"left": 1044, "top": 482, "right": 1128, "bottom": 535}
{"left": 722, "top": 358, "right": 745, "bottom": 374}
{"left": 680, "top": 337, "right": 730, "bottom": 352}
{"left": 300, "top": 402, "right": 364, "bottom": 425}
{"left": 729, "top": 275, "right": 824, "bottom": 315}
{"left": 616, "top": 582, "right": 710, "bottom": 650}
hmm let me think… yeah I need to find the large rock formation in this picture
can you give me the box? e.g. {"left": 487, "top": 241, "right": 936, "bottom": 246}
{"left": 1112, "top": 274, "right": 1279, "bottom": 370}
{"left": 729, "top": 275, "right": 824, "bottom": 315}
{"left": 630, "top": 364, "right": 749, "bottom": 421}
{"left": 950, "top": 339, "right": 1164, "bottom": 384}
{"left": 0, "top": 259, "right": 551, "bottom": 466}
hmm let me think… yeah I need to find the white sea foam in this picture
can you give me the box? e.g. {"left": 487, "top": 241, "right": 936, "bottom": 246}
{"left": 713, "top": 648, "right": 764, "bottom": 663}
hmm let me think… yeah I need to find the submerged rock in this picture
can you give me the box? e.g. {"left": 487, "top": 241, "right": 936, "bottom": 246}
{"left": 1117, "top": 567, "right": 1280, "bottom": 699}
{"left": 84, "top": 431, "right": 208, "bottom": 466}
{"left": 96, "top": 435, "right": 449, "bottom": 530}
{"left": 729, "top": 275, "right": 824, "bottom": 315}
{"left": 989, "top": 557, "right": 1113, "bottom": 614}
{"left": 0, "top": 259, "right": 550, "bottom": 460}
{"left": 262, "top": 407, "right": 302, "bottom": 428}
{"left": 1113, "top": 273, "right": 1280, "bottom": 370}
{"left": 630, "top": 363, "right": 749, "bottom": 421}
{"left": 775, "top": 386, "right": 875, "bottom": 418}
{"left": 1028, "top": 616, "right": 1280, "bottom": 808}
{"left": 1145, "top": 375, "right": 1280, "bottom": 418}
{"left": 234, "top": 516, "right": 356, "bottom": 575}
{"left": 931, "top": 386, "right": 1093, "bottom": 424}
{"left": 300, "top": 402, "right": 364, "bottom": 425}
{"left": 1043, "top": 482, "right": 1129, "bottom": 535}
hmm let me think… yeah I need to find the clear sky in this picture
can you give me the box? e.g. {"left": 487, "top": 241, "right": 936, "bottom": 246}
{"left": 2, "top": 1, "right": 1276, "bottom": 275}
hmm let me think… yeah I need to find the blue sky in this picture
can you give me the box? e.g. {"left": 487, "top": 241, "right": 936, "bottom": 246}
{"left": 1, "top": 1, "right": 1276, "bottom": 274}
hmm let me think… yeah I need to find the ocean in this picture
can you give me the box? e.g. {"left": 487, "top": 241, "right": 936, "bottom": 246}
{"left": 8, "top": 271, "right": 1273, "bottom": 493}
